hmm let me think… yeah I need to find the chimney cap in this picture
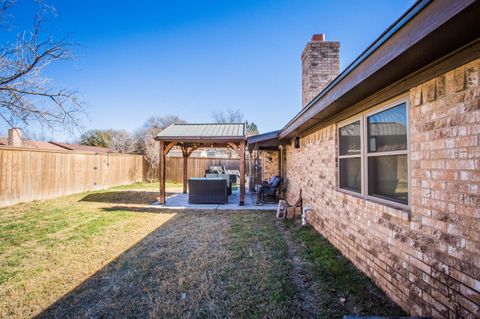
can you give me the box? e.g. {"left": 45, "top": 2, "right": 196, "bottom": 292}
{"left": 311, "top": 34, "right": 326, "bottom": 42}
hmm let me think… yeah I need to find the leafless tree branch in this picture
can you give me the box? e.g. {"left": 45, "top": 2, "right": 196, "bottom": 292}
{"left": 212, "top": 108, "right": 244, "bottom": 123}
{"left": 0, "top": 0, "right": 84, "bottom": 133}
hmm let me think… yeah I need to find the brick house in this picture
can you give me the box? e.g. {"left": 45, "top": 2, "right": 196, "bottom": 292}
{"left": 248, "top": 1, "right": 479, "bottom": 317}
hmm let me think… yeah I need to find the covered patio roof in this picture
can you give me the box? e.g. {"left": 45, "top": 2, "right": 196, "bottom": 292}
{"left": 154, "top": 123, "right": 247, "bottom": 205}
{"left": 246, "top": 130, "right": 285, "bottom": 151}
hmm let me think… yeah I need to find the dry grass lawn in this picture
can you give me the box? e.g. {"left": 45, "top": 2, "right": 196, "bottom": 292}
{"left": 0, "top": 182, "right": 178, "bottom": 318}
{"left": 0, "top": 182, "right": 405, "bottom": 318}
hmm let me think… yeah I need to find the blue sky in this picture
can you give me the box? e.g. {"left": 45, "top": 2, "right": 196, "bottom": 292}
{"left": 1, "top": 0, "right": 415, "bottom": 141}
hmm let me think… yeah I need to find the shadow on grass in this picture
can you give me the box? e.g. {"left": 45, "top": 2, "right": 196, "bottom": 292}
{"left": 80, "top": 191, "right": 177, "bottom": 205}
{"left": 35, "top": 212, "right": 185, "bottom": 318}
{"left": 33, "top": 208, "right": 407, "bottom": 318}
{"left": 34, "top": 210, "right": 290, "bottom": 318}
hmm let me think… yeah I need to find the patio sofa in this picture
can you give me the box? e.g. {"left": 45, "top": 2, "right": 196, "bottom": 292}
{"left": 188, "top": 178, "right": 228, "bottom": 204}
{"left": 205, "top": 172, "right": 233, "bottom": 195}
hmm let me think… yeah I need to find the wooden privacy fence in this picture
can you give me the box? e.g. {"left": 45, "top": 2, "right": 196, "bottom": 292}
{"left": 145, "top": 157, "right": 252, "bottom": 184}
{"left": 170, "top": 157, "right": 243, "bottom": 183}
{"left": 0, "top": 147, "right": 144, "bottom": 207}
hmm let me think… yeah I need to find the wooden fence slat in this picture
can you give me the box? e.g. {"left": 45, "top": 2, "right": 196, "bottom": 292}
{"left": 144, "top": 156, "right": 249, "bottom": 184}
{"left": 0, "top": 148, "right": 145, "bottom": 207}
{"left": 0, "top": 147, "right": 254, "bottom": 207}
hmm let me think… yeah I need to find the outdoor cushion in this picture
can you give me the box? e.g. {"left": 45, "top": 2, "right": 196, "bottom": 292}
{"left": 268, "top": 176, "right": 277, "bottom": 184}
{"left": 269, "top": 176, "right": 281, "bottom": 188}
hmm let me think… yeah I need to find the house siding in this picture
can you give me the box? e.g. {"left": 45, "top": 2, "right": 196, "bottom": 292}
{"left": 284, "top": 59, "right": 480, "bottom": 318}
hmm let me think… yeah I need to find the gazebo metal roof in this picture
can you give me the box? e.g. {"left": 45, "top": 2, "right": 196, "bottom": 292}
{"left": 156, "top": 123, "right": 245, "bottom": 142}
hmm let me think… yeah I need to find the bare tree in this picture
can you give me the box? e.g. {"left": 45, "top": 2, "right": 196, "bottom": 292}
{"left": 212, "top": 108, "right": 259, "bottom": 136}
{"left": 135, "top": 115, "right": 186, "bottom": 181}
{"left": 26, "top": 129, "right": 49, "bottom": 141}
{"left": 0, "top": 1, "right": 84, "bottom": 133}
{"left": 108, "top": 130, "right": 135, "bottom": 154}
{"left": 212, "top": 108, "right": 244, "bottom": 123}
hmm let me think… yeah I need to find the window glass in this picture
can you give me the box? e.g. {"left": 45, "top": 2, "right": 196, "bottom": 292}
{"left": 339, "top": 158, "right": 361, "bottom": 192}
{"left": 367, "top": 103, "right": 407, "bottom": 152}
{"left": 368, "top": 155, "right": 408, "bottom": 204}
{"left": 339, "top": 121, "right": 361, "bottom": 155}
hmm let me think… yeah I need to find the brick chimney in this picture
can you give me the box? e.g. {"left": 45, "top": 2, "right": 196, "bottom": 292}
{"left": 302, "top": 34, "right": 340, "bottom": 108}
{"left": 7, "top": 128, "right": 23, "bottom": 147}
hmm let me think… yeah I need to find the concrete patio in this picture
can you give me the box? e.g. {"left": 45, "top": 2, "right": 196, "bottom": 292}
{"left": 152, "top": 189, "right": 277, "bottom": 211}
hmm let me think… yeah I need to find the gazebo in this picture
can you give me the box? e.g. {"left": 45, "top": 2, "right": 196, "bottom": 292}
{"left": 155, "top": 123, "right": 246, "bottom": 205}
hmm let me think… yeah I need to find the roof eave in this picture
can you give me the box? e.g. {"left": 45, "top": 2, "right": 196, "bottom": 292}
{"left": 279, "top": 0, "right": 480, "bottom": 140}
{"left": 246, "top": 130, "right": 281, "bottom": 144}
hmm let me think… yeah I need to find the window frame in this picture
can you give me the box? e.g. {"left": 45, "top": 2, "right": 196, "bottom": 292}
{"left": 337, "top": 116, "right": 364, "bottom": 195}
{"left": 336, "top": 94, "right": 410, "bottom": 210}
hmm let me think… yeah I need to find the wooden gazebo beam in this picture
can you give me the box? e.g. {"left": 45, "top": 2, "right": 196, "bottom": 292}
{"left": 164, "top": 141, "right": 177, "bottom": 154}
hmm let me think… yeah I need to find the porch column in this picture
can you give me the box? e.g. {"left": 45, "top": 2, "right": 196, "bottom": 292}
{"left": 248, "top": 151, "right": 253, "bottom": 175}
{"left": 278, "top": 146, "right": 282, "bottom": 178}
{"left": 248, "top": 150, "right": 253, "bottom": 193}
{"left": 239, "top": 141, "right": 245, "bottom": 206}
{"left": 159, "top": 141, "right": 166, "bottom": 204}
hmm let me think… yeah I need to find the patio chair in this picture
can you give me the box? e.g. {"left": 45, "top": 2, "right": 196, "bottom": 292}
{"left": 259, "top": 176, "right": 282, "bottom": 202}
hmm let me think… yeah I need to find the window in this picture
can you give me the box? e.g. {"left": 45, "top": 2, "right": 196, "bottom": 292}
{"left": 337, "top": 100, "right": 409, "bottom": 206}
{"left": 338, "top": 121, "right": 361, "bottom": 192}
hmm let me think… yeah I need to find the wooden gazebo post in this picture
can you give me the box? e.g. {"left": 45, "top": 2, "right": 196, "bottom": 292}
{"left": 181, "top": 145, "right": 198, "bottom": 194}
{"left": 182, "top": 146, "right": 188, "bottom": 194}
{"left": 239, "top": 141, "right": 245, "bottom": 206}
{"left": 159, "top": 141, "right": 178, "bottom": 204}
{"left": 159, "top": 141, "right": 166, "bottom": 204}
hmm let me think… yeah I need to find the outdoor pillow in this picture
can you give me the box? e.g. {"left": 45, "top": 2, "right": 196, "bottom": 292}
{"left": 271, "top": 176, "right": 281, "bottom": 188}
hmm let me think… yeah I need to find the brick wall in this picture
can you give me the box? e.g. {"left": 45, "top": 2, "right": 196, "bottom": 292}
{"left": 285, "top": 59, "right": 480, "bottom": 318}
{"left": 262, "top": 150, "right": 279, "bottom": 180}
